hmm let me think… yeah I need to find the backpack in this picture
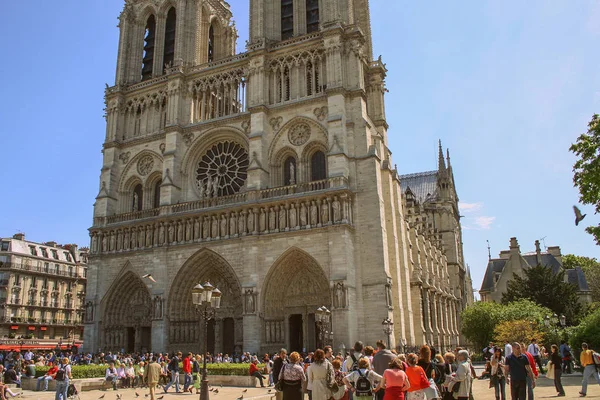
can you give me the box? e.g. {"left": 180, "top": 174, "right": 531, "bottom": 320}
{"left": 592, "top": 352, "right": 600, "bottom": 366}
{"left": 350, "top": 355, "right": 360, "bottom": 372}
{"left": 55, "top": 364, "right": 66, "bottom": 381}
{"left": 355, "top": 370, "right": 372, "bottom": 397}
{"left": 192, "top": 360, "right": 200, "bottom": 374}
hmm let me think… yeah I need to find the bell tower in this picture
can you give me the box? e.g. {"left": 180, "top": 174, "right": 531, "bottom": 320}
{"left": 115, "top": 0, "right": 238, "bottom": 86}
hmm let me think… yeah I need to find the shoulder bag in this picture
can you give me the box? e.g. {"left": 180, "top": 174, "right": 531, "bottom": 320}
{"left": 326, "top": 362, "right": 340, "bottom": 394}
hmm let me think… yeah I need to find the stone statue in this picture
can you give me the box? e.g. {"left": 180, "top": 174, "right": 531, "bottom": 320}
{"left": 116, "top": 231, "right": 122, "bottom": 251}
{"left": 194, "top": 218, "right": 200, "bottom": 240}
{"left": 279, "top": 207, "right": 287, "bottom": 230}
{"left": 167, "top": 223, "right": 174, "bottom": 243}
{"left": 269, "top": 207, "right": 276, "bottom": 231}
{"left": 124, "top": 230, "right": 130, "bottom": 250}
{"left": 238, "top": 211, "right": 246, "bottom": 235}
{"left": 153, "top": 296, "right": 163, "bottom": 319}
{"left": 220, "top": 215, "right": 227, "bottom": 237}
{"left": 300, "top": 203, "right": 308, "bottom": 226}
{"left": 203, "top": 217, "right": 210, "bottom": 239}
{"left": 138, "top": 227, "right": 145, "bottom": 248}
{"left": 91, "top": 234, "right": 98, "bottom": 253}
{"left": 109, "top": 232, "right": 116, "bottom": 251}
{"left": 132, "top": 192, "right": 139, "bottom": 212}
{"left": 198, "top": 180, "right": 206, "bottom": 200}
{"left": 230, "top": 213, "right": 237, "bottom": 236}
{"left": 158, "top": 223, "right": 165, "bottom": 245}
{"left": 245, "top": 290, "right": 255, "bottom": 314}
{"left": 310, "top": 202, "right": 318, "bottom": 226}
{"left": 211, "top": 216, "right": 219, "bottom": 238}
{"left": 247, "top": 210, "right": 254, "bottom": 233}
{"left": 146, "top": 226, "right": 152, "bottom": 246}
{"left": 321, "top": 201, "right": 329, "bottom": 224}
{"left": 290, "top": 162, "right": 296, "bottom": 185}
{"left": 101, "top": 235, "right": 108, "bottom": 253}
{"left": 259, "top": 209, "right": 266, "bottom": 232}
{"left": 177, "top": 221, "right": 184, "bottom": 242}
{"left": 85, "top": 301, "right": 94, "bottom": 322}
{"left": 334, "top": 282, "right": 346, "bottom": 309}
{"left": 332, "top": 197, "right": 341, "bottom": 223}
{"left": 290, "top": 204, "right": 297, "bottom": 228}
{"left": 186, "top": 219, "right": 192, "bottom": 241}
{"left": 213, "top": 176, "right": 219, "bottom": 198}
{"left": 206, "top": 175, "right": 213, "bottom": 198}
{"left": 386, "top": 284, "right": 393, "bottom": 308}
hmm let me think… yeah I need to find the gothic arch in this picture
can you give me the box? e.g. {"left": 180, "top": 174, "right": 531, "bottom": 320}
{"left": 158, "top": 0, "right": 178, "bottom": 16}
{"left": 118, "top": 150, "right": 164, "bottom": 193}
{"left": 167, "top": 248, "right": 243, "bottom": 347}
{"left": 302, "top": 141, "right": 328, "bottom": 181}
{"left": 261, "top": 247, "right": 331, "bottom": 319}
{"left": 267, "top": 116, "right": 328, "bottom": 168}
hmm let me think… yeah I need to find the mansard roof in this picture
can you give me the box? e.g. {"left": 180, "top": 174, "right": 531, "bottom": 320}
{"left": 479, "top": 252, "right": 588, "bottom": 293}
{"left": 399, "top": 170, "right": 439, "bottom": 204}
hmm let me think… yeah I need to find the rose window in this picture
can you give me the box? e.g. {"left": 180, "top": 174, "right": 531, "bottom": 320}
{"left": 195, "top": 141, "right": 249, "bottom": 197}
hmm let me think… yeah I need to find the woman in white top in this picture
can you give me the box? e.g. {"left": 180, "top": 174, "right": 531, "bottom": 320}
{"left": 309, "top": 350, "right": 335, "bottom": 400}
{"left": 343, "top": 358, "right": 382, "bottom": 397}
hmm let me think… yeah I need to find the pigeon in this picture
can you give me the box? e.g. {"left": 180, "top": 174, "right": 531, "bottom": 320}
{"left": 268, "top": 389, "right": 272, "bottom": 393}
{"left": 99, "top": 395, "right": 106, "bottom": 400}
{"left": 136, "top": 392, "right": 140, "bottom": 398}
{"left": 574, "top": 205, "right": 587, "bottom": 226}
{"left": 158, "top": 397, "right": 165, "bottom": 400}
{"left": 117, "top": 394, "right": 122, "bottom": 400}
{"left": 237, "top": 396, "right": 244, "bottom": 400}
{"left": 210, "top": 388, "right": 215, "bottom": 392}
{"left": 214, "top": 389, "right": 220, "bottom": 394}
{"left": 142, "top": 273, "right": 157, "bottom": 283}
{"left": 243, "top": 389, "right": 248, "bottom": 393}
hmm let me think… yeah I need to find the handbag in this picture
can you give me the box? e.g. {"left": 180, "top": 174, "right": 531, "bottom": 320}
{"left": 326, "top": 363, "right": 340, "bottom": 394}
{"left": 423, "top": 378, "right": 440, "bottom": 399}
{"left": 450, "top": 380, "right": 461, "bottom": 393}
{"left": 546, "top": 361, "right": 555, "bottom": 379}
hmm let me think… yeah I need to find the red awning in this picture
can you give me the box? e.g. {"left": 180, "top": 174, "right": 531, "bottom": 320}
{"left": 10, "top": 326, "right": 18, "bottom": 330}
{"left": 28, "top": 326, "right": 36, "bottom": 331}
{"left": 40, "top": 326, "right": 47, "bottom": 331}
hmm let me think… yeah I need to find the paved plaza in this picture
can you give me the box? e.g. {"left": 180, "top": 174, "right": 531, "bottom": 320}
{"left": 15, "top": 373, "right": 600, "bottom": 400}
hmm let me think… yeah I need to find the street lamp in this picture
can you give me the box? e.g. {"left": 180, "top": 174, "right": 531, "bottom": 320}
{"left": 382, "top": 317, "right": 394, "bottom": 349}
{"left": 559, "top": 314, "right": 566, "bottom": 327}
{"left": 192, "top": 282, "right": 222, "bottom": 400}
{"left": 315, "top": 306, "right": 331, "bottom": 348}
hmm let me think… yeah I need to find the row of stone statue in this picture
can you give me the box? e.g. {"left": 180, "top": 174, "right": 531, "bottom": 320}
{"left": 91, "top": 195, "right": 352, "bottom": 254}
{"left": 264, "top": 320, "right": 284, "bottom": 344}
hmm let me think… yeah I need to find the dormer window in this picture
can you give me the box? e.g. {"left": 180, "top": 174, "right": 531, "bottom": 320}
{"left": 51, "top": 250, "right": 58, "bottom": 260}
{"left": 29, "top": 246, "right": 37, "bottom": 256}
{"left": 64, "top": 252, "right": 71, "bottom": 262}
{"left": 41, "top": 248, "right": 48, "bottom": 258}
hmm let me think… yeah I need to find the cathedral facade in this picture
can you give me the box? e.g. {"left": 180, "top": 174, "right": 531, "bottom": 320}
{"left": 84, "top": 0, "right": 472, "bottom": 355}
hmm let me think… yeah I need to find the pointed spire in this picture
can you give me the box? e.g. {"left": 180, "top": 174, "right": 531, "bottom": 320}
{"left": 438, "top": 140, "right": 446, "bottom": 171}
{"left": 446, "top": 148, "right": 452, "bottom": 168}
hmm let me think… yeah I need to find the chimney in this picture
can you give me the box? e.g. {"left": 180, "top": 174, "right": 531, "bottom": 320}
{"left": 44, "top": 241, "right": 57, "bottom": 248}
{"left": 499, "top": 250, "right": 511, "bottom": 260}
{"left": 509, "top": 237, "right": 520, "bottom": 255}
{"left": 12, "top": 233, "right": 25, "bottom": 241}
{"left": 535, "top": 240, "right": 542, "bottom": 265}
{"left": 547, "top": 246, "right": 562, "bottom": 264}
{"left": 69, "top": 244, "right": 79, "bottom": 263}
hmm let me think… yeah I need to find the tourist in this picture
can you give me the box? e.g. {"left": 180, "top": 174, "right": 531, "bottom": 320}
{"left": 548, "top": 344, "right": 565, "bottom": 396}
{"left": 331, "top": 359, "right": 348, "bottom": 400}
{"left": 376, "top": 357, "right": 409, "bottom": 400}
{"left": 273, "top": 349, "right": 288, "bottom": 400}
{"left": 105, "top": 361, "right": 119, "bottom": 390}
{"left": 505, "top": 341, "right": 513, "bottom": 359}
{"left": 343, "top": 357, "right": 382, "bottom": 398}
{"left": 135, "top": 361, "right": 146, "bottom": 388}
{"left": 559, "top": 341, "right": 572, "bottom": 374}
{"left": 279, "top": 351, "right": 306, "bottom": 400}
{"left": 36, "top": 360, "right": 57, "bottom": 392}
{"left": 124, "top": 362, "right": 135, "bottom": 388}
{"left": 308, "top": 349, "right": 334, "bottom": 400}
{"left": 448, "top": 350, "right": 473, "bottom": 400}
{"left": 527, "top": 339, "right": 544, "bottom": 373}
{"left": 344, "top": 342, "right": 364, "bottom": 373}
{"left": 159, "top": 361, "right": 170, "bottom": 386}
{"left": 364, "top": 347, "right": 375, "bottom": 366}
{"left": 579, "top": 342, "right": 600, "bottom": 397}
{"left": 144, "top": 357, "right": 161, "bottom": 400}
{"left": 490, "top": 348, "right": 506, "bottom": 400}
{"left": 164, "top": 352, "right": 181, "bottom": 393}
{"left": 432, "top": 355, "right": 446, "bottom": 395}
{"left": 54, "top": 357, "right": 71, "bottom": 400}
{"left": 193, "top": 355, "right": 201, "bottom": 394}
{"left": 483, "top": 342, "right": 495, "bottom": 362}
{"left": 440, "top": 353, "right": 457, "bottom": 400}
{"left": 250, "top": 359, "right": 267, "bottom": 388}
{"left": 116, "top": 362, "right": 127, "bottom": 388}
{"left": 505, "top": 343, "right": 536, "bottom": 400}
{"left": 522, "top": 343, "right": 539, "bottom": 400}
{"left": 404, "top": 353, "right": 428, "bottom": 400}
{"left": 416, "top": 345, "right": 439, "bottom": 399}
{"left": 372, "top": 340, "right": 397, "bottom": 400}
{"left": 183, "top": 352, "right": 193, "bottom": 393}
{"left": 324, "top": 346, "right": 334, "bottom": 363}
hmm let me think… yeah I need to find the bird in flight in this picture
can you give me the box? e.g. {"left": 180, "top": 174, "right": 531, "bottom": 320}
{"left": 142, "top": 274, "right": 156, "bottom": 283}
{"left": 574, "top": 205, "right": 587, "bottom": 226}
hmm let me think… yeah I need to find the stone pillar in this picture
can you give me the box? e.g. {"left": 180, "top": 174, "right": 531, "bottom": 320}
{"left": 243, "top": 315, "right": 260, "bottom": 354}
{"left": 214, "top": 318, "right": 222, "bottom": 354}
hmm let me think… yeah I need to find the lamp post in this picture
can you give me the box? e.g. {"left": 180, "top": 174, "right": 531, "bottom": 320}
{"left": 382, "top": 317, "right": 393, "bottom": 349}
{"left": 544, "top": 313, "right": 566, "bottom": 336}
{"left": 315, "top": 306, "right": 331, "bottom": 348}
{"left": 192, "top": 282, "right": 222, "bottom": 400}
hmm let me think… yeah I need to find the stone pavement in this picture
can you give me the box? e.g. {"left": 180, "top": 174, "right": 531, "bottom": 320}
{"left": 15, "top": 375, "right": 600, "bottom": 400}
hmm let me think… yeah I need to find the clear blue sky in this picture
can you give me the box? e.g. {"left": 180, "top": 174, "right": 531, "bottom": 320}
{"left": 1, "top": 1, "right": 599, "bottom": 295}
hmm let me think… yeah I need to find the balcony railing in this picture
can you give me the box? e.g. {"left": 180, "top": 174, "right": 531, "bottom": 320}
{"left": 0, "top": 263, "right": 84, "bottom": 279}
{"left": 94, "top": 176, "right": 350, "bottom": 227}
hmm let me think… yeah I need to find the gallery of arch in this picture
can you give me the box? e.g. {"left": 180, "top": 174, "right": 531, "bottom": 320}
{"left": 85, "top": 0, "right": 474, "bottom": 354}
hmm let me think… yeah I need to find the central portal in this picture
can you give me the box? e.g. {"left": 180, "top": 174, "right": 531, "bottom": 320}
{"left": 289, "top": 314, "right": 303, "bottom": 352}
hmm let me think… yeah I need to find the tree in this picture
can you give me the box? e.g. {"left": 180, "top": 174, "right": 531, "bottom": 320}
{"left": 570, "top": 114, "right": 600, "bottom": 244}
{"left": 563, "top": 254, "right": 600, "bottom": 303}
{"left": 461, "top": 301, "right": 504, "bottom": 351}
{"left": 494, "top": 319, "right": 546, "bottom": 346}
{"left": 501, "top": 265, "right": 581, "bottom": 323}
{"left": 568, "top": 307, "right": 600, "bottom": 359}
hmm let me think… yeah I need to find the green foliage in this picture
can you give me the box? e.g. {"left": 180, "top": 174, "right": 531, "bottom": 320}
{"left": 461, "top": 301, "right": 504, "bottom": 351}
{"left": 33, "top": 363, "right": 257, "bottom": 379}
{"left": 570, "top": 114, "right": 600, "bottom": 244}
{"left": 564, "top": 254, "right": 600, "bottom": 303}
{"left": 501, "top": 265, "right": 581, "bottom": 324}
{"left": 494, "top": 319, "right": 545, "bottom": 345}
{"left": 461, "top": 300, "right": 553, "bottom": 350}
{"left": 569, "top": 308, "right": 600, "bottom": 360}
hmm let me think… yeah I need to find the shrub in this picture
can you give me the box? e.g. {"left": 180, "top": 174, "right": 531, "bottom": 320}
{"left": 569, "top": 308, "right": 600, "bottom": 361}
{"left": 494, "top": 319, "right": 545, "bottom": 345}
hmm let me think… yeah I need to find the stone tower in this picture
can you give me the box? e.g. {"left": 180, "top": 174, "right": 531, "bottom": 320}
{"left": 85, "top": 0, "right": 464, "bottom": 354}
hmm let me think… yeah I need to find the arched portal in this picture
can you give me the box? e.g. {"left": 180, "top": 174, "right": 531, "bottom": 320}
{"left": 261, "top": 248, "right": 331, "bottom": 353}
{"left": 102, "top": 271, "right": 152, "bottom": 352}
{"left": 168, "top": 249, "right": 243, "bottom": 354}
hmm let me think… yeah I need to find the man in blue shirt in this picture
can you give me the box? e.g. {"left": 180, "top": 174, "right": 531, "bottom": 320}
{"left": 559, "top": 341, "right": 572, "bottom": 374}
{"left": 505, "top": 343, "right": 536, "bottom": 400}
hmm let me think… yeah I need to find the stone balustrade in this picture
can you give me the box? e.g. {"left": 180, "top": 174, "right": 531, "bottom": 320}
{"left": 90, "top": 181, "right": 352, "bottom": 255}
